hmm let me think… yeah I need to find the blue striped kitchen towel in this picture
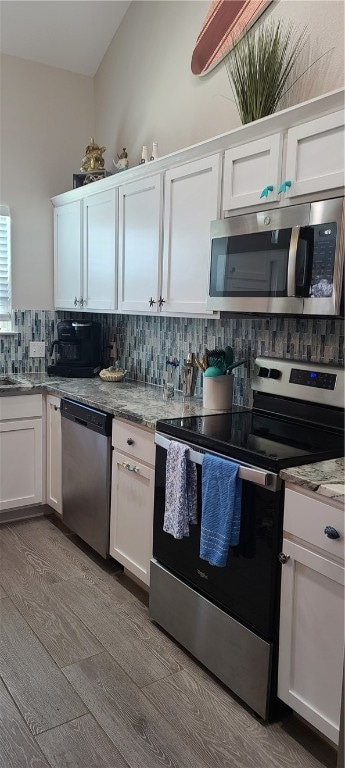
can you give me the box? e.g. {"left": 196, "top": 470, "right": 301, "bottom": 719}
{"left": 163, "top": 441, "right": 197, "bottom": 539}
{"left": 200, "top": 454, "right": 242, "bottom": 567}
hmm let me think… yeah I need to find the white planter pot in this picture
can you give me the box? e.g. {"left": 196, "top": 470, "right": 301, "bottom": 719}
{"left": 202, "top": 375, "right": 233, "bottom": 410}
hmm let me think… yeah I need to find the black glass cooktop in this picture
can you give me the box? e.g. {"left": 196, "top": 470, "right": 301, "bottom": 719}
{"left": 156, "top": 409, "right": 344, "bottom": 472}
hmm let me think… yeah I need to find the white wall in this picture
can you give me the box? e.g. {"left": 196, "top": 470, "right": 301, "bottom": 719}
{"left": 0, "top": 54, "right": 94, "bottom": 309}
{"left": 95, "top": 0, "right": 345, "bottom": 170}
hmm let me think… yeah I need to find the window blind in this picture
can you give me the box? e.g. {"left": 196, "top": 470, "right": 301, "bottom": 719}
{"left": 0, "top": 207, "right": 11, "bottom": 320}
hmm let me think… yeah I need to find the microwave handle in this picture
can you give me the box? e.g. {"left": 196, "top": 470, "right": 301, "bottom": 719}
{"left": 155, "top": 432, "right": 280, "bottom": 490}
{"left": 287, "top": 226, "right": 301, "bottom": 297}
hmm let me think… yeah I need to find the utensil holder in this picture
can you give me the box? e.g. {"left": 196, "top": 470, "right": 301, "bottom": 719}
{"left": 203, "top": 375, "right": 233, "bottom": 410}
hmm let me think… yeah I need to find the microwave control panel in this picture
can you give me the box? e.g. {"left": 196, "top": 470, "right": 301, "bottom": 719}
{"left": 309, "top": 222, "right": 336, "bottom": 298}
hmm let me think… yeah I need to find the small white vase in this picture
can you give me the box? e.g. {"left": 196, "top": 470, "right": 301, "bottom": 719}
{"left": 203, "top": 374, "right": 233, "bottom": 410}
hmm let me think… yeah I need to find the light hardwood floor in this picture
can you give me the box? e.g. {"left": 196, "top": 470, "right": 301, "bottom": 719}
{"left": 0, "top": 516, "right": 337, "bottom": 768}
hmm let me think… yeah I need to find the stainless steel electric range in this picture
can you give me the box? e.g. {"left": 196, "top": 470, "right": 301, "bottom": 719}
{"left": 150, "top": 357, "right": 344, "bottom": 720}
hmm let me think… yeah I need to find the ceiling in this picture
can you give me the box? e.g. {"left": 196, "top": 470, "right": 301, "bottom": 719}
{"left": 0, "top": 1, "right": 131, "bottom": 76}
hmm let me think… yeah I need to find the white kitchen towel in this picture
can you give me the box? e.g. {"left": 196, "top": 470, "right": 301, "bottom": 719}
{"left": 163, "top": 441, "right": 197, "bottom": 539}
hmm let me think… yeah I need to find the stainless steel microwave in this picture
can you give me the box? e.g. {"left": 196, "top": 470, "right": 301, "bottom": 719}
{"left": 207, "top": 198, "right": 344, "bottom": 315}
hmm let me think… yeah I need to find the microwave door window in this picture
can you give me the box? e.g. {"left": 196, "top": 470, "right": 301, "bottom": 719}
{"left": 223, "top": 250, "right": 288, "bottom": 295}
{"left": 210, "top": 229, "right": 291, "bottom": 297}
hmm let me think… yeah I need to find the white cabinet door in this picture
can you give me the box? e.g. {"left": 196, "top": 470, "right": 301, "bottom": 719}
{"left": 54, "top": 200, "right": 82, "bottom": 310}
{"left": 0, "top": 419, "right": 43, "bottom": 511}
{"left": 118, "top": 175, "right": 163, "bottom": 313}
{"left": 222, "top": 134, "right": 282, "bottom": 211}
{"left": 83, "top": 188, "right": 117, "bottom": 312}
{"left": 109, "top": 450, "right": 155, "bottom": 586}
{"left": 161, "top": 155, "right": 221, "bottom": 314}
{"left": 46, "top": 395, "right": 62, "bottom": 515}
{"left": 278, "top": 538, "right": 344, "bottom": 744}
{"left": 285, "top": 111, "right": 345, "bottom": 199}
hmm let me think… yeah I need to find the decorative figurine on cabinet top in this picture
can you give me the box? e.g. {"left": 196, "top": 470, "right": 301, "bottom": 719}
{"left": 80, "top": 138, "right": 106, "bottom": 172}
{"left": 113, "top": 148, "right": 129, "bottom": 171}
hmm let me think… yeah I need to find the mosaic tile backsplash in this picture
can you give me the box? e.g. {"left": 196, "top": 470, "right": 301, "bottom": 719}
{"left": 0, "top": 311, "right": 58, "bottom": 375}
{"left": 105, "top": 314, "right": 344, "bottom": 406}
{"left": 1, "top": 310, "right": 344, "bottom": 407}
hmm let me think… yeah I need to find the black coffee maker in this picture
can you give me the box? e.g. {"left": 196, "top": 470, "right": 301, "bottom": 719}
{"left": 47, "top": 320, "right": 101, "bottom": 377}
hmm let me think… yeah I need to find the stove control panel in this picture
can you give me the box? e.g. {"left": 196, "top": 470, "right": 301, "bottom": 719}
{"left": 253, "top": 357, "right": 343, "bottom": 409}
{"left": 289, "top": 368, "right": 336, "bottom": 390}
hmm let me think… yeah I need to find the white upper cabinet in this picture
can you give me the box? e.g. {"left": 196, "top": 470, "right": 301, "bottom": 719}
{"left": 83, "top": 189, "right": 117, "bottom": 311}
{"left": 118, "top": 156, "right": 221, "bottom": 316}
{"left": 284, "top": 110, "right": 345, "bottom": 199}
{"left": 222, "top": 109, "right": 345, "bottom": 212}
{"left": 162, "top": 155, "right": 221, "bottom": 314}
{"left": 54, "top": 189, "right": 117, "bottom": 312}
{"left": 118, "top": 175, "right": 162, "bottom": 313}
{"left": 54, "top": 201, "right": 82, "bottom": 310}
{"left": 222, "top": 134, "right": 282, "bottom": 212}
{"left": 52, "top": 90, "right": 345, "bottom": 316}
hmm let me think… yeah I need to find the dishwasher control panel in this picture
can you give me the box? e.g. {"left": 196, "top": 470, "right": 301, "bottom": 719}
{"left": 61, "top": 398, "right": 112, "bottom": 435}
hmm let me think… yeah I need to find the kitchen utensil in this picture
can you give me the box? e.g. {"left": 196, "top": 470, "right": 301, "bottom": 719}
{"left": 226, "top": 358, "right": 247, "bottom": 374}
{"left": 182, "top": 353, "right": 198, "bottom": 397}
{"left": 204, "top": 366, "right": 224, "bottom": 377}
{"left": 224, "top": 346, "right": 234, "bottom": 367}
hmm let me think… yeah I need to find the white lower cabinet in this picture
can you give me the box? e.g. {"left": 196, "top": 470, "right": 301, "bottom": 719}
{"left": 109, "top": 419, "right": 155, "bottom": 586}
{"left": 0, "top": 395, "right": 43, "bottom": 512}
{"left": 278, "top": 487, "right": 344, "bottom": 744}
{"left": 46, "top": 395, "right": 62, "bottom": 514}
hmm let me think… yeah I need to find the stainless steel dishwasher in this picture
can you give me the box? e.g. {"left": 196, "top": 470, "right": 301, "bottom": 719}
{"left": 61, "top": 398, "right": 112, "bottom": 558}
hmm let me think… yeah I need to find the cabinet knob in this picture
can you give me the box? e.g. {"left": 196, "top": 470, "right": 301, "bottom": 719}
{"left": 149, "top": 297, "right": 156, "bottom": 307}
{"left": 260, "top": 185, "right": 274, "bottom": 199}
{"left": 324, "top": 526, "right": 340, "bottom": 540}
{"left": 127, "top": 437, "right": 134, "bottom": 445}
{"left": 277, "top": 180, "right": 292, "bottom": 194}
{"left": 79, "top": 296, "right": 85, "bottom": 306}
{"left": 278, "top": 552, "right": 290, "bottom": 564}
{"left": 74, "top": 296, "right": 78, "bottom": 306}
{"left": 158, "top": 296, "right": 165, "bottom": 307}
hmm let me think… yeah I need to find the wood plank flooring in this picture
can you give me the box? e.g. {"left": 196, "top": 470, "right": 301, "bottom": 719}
{"left": 0, "top": 516, "right": 337, "bottom": 768}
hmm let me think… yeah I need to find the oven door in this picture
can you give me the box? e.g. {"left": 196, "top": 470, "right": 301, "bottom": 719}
{"left": 152, "top": 434, "right": 283, "bottom": 641}
{"left": 207, "top": 204, "right": 310, "bottom": 313}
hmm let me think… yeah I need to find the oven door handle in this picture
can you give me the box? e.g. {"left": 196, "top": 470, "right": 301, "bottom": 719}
{"left": 155, "top": 433, "right": 280, "bottom": 490}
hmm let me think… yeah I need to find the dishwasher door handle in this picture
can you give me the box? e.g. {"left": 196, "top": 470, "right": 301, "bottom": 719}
{"left": 75, "top": 417, "right": 88, "bottom": 427}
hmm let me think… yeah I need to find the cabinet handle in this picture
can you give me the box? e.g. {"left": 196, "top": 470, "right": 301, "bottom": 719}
{"left": 278, "top": 552, "right": 290, "bottom": 564}
{"left": 149, "top": 297, "right": 156, "bottom": 307}
{"left": 74, "top": 296, "right": 79, "bottom": 306}
{"left": 324, "top": 526, "right": 340, "bottom": 540}
{"left": 158, "top": 296, "right": 165, "bottom": 307}
{"left": 260, "top": 185, "right": 274, "bottom": 199}
{"left": 127, "top": 438, "right": 134, "bottom": 445}
{"left": 277, "top": 180, "right": 292, "bottom": 194}
{"left": 121, "top": 461, "right": 139, "bottom": 473}
{"left": 79, "top": 296, "right": 85, "bottom": 306}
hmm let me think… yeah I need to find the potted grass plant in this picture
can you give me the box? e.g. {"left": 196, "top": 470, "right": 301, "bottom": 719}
{"left": 224, "top": 20, "right": 307, "bottom": 125}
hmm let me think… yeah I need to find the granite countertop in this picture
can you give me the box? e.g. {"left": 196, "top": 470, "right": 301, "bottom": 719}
{"left": 0, "top": 373, "right": 226, "bottom": 429}
{"left": 2, "top": 375, "right": 344, "bottom": 505}
{"left": 280, "top": 458, "right": 345, "bottom": 506}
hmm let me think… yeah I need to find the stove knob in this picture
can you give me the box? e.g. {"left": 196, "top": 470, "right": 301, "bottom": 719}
{"left": 258, "top": 366, "right": 269, "bottom": 378}
{"left": 269, "top": 368, "right": 281, "bottom": 380}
